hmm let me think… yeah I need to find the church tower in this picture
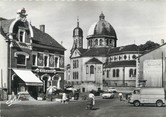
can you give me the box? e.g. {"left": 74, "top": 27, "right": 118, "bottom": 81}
{"left": 71, "top": 17, "right": 83, "bottom": 54}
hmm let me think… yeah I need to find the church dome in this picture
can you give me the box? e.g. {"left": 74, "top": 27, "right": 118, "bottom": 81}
{"left": 73, "top": 18, "right": 83, "bottom": 37}
{"left": 87, "top": 12, "right": 117, "bottom": 38}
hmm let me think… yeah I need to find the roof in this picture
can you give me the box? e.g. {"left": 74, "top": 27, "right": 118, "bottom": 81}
{"left": 0, "top": 18, "right": 65, "bottom": 51}
{"left": 108, "top": 44, "right": 140, "bottom": 55}
{"left": 87, "top": 13, "right": 117, "bottom": 39}
{"left": 77, "top": 48, "right": 88, "bottom": 54}
{"left": 82, "top": 47, "right": 108, "bottom": 57}
{"left": 85, "top": 58, "right": 103, "bottom": 64}
{"left": 104, "top": 60, "right": 136, "bottom": 68}
{"left": 32, "top": 26, "right": 65, "bottom": 51}
{"left": 81, "top": 44, "right": 139, "bottom": 57}
{"left": 0, "top": 18, "right": 15, "bottom": 35}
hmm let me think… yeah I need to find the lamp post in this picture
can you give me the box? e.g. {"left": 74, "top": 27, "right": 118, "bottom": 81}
{"left": 5, "top": 34, "right": 13, "bottom": 99}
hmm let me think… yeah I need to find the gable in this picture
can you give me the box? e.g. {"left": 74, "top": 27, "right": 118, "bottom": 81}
{"left": 71, "top": 49, "right": 81, "bottom": 58}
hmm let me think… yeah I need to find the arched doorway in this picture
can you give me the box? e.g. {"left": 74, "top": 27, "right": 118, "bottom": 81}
{"left": 41, "top": 74, "right": 51, "bottom": 94}
{"left": 52, "top": 75, "right": 61, "bottom": 89}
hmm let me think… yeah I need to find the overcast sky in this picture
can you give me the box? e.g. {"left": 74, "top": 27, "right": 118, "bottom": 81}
{"left": 1, "top": 0, "right": 166, "bottom": 64}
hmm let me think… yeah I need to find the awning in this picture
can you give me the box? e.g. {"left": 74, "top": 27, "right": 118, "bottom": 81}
{"left": 13, "top": 69, "right": 43, "bottom": 86}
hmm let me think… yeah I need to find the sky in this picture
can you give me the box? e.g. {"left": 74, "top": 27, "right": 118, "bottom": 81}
{"left": 1, "top": 0, "right": 166, "bottom": 65}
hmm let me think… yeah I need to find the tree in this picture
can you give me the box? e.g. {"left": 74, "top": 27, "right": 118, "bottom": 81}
{"left": 139, "top": 41, "right": 160, "bottom": 52}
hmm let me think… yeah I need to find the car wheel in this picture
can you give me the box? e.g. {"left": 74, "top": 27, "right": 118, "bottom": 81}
{"left": 156, "top": 100, "right": 163, "bottom": 107}
{"left": 134, "top": 101, "right": 140, "bottom": 107}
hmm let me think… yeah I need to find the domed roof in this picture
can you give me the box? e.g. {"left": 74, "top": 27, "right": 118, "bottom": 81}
{"left": 73, "top": 27, "right": 83, "bottom": 37}
{"left": 87, "top": 12, "right": 117, "bottom": 38}
{"left": 73, "top": 18, "right": 83, "bottom": 37}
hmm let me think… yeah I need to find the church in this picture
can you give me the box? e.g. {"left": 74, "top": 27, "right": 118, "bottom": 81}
{"left": 66, "top": 13, "right": 141, "bottom": 92}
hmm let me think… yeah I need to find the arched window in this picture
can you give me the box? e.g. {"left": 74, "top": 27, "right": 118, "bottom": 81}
{"left": 95, "top": 39, "right": 98, "bottom": 46}
{"left": 134, "top": 69, "right": 136, "bottom": 77}
{"left": 113, "top": 69, "right": 116, "bottom": 77}
{"left": 86, "top": 65, "right": 89, "bottom": 74}
{"left": 116, "top": 69, "right": 119, "bottom": 77}
{"left": 99, "top": 39, "right": 103, "bottom": 46}
{"left": 90, "top": 65, "right": 94, "bottom": 74}
{"left": 107, "top": 70, "right": 109, "bottom": 78}
{"left": 129, "top": 69, "right": 133, "bottom": 77}
{"left": 124, "top": 55, "right": 127, "bottom": 60}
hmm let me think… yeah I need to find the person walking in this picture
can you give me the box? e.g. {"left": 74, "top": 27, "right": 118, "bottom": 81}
{"left": 62, "top": 92, "right": 68, "bottom": 104}
{"left": 88, "top": 91, "right": 95, "bottom": 106}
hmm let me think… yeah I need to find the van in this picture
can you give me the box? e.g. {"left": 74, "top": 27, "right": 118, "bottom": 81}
{"left": 129, "top": 88, "right": 165, "bottom": 107}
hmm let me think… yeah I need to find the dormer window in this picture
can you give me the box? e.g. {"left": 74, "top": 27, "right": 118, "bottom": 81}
{"left": 18, "top": 29, "right": 25, "bottom": 42}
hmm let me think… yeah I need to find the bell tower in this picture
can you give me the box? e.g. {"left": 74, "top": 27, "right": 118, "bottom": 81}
{"left": 71, "top": 17, "right": 83, "bottom": 54}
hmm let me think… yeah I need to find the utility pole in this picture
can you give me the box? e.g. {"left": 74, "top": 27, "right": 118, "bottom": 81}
{"left": 162, "top": 52, "right": 164, "bottom": 87}
{"left": 123, "top": 66, "right": 125, "bottom": 87}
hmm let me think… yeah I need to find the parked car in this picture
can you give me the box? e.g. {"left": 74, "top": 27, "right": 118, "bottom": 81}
{"left": 107, "top": 87, "right": 117, "bottom": 93}
{"left": 102, "top": 92, "right": 115, "bottom": 99}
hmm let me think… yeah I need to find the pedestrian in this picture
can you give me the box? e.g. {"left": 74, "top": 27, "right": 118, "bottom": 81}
{"left": 62, "top": 92, "right": 68, "bottom": 104}
{"left": 88, "top": 91, "right": 95, "bottom": 106}
{"left": 118, "top": 92, "right": 123, "bottom": 101}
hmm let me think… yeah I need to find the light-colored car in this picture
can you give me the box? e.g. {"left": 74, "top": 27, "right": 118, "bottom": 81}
{"left": 107, "top": 87, "right": 117, "bottom": 93}
{"left": 102, "top": 92, "right": 114, "bottom": 99}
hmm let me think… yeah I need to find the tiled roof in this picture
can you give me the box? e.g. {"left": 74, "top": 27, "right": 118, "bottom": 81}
{"left": 0, "top": 18, "right": 15, "bottom": 35}
{"left": 77, "top": 48, "right": 88, "bottom": 54}
{"left": 104, "top": 60, "right": 136, "bottom": 68}
{"left": 82, "top": 47, "right": 108, "bottom": 57}
{"left": 108, "top": 44, "right": 139, "bottom": 55}
{"left": 85, "top": 57, "right": 103, "bottom": 64}
{"left": 32, "top": 26, "right": 65, "bottom": 51}
{"left": 0, "top": 18, "right": 65, "bottom": 51}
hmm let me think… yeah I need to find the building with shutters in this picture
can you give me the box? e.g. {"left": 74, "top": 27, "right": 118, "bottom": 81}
{"left": 0, "top": 8, "right": 65, "bottom": 100}
{"left": 66, "top": 13, "right": 142, "bottom": 92}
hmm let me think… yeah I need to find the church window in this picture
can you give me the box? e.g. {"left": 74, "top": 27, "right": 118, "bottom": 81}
{"left": 132, "top": 55, "right": 136, "bottom": 59}
{"left": 75, "top": 29, "right": 79, "bottom": 35}
{"left": 116, "top": 69, "right": 119, "bottom": 77}
{"left": 114, "top": 57, "right": 117, "bottom": 61}
{"left": 90, "top": 65, "right": 94, "bottom": 74}
{"left": 107, "top": 70, "right": 109, "bottom": 78}
{"left": 99, "top": 39, "right": 103, "bottom": 46}
{"left": 86, "top": 65, "right": 89, "bottom": 74}
{"left": 75, "top": 39, "right": 78, "bottom": 48}
{"left": 119, "top": 56, "right": 122, "bottom": 61}
{"left": 95, "top": 39, "right": 98, "bottom": 46}
{"left": 129, "top": 69, "right": 133, "bottom": 77}
{"left": 124, "top": 55, "right": 127, "bottom": 60}
{"left": 134, "top": 69, "right": 136, "bottom": 77}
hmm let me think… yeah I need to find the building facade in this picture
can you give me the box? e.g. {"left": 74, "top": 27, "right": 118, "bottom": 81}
{"left": 0, "top": 8, "right": 65, "bottom": 99}
{"left": 136, "top": 42, "right": 166, "bottom": 88}
{"left": 66, "top": 13, "right": 141, "bottom": 92}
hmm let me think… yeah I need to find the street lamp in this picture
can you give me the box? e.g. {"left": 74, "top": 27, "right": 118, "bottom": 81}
{"left": 5, "top": 33, "right": 13, "bottom": 99}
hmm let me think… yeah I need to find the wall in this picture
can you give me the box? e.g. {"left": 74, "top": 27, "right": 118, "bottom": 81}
{"left": 138, "top": 44, "right": 166, "bottom": 87}
{"left": 0, "top": 35, "right": 8, "bottom": 89}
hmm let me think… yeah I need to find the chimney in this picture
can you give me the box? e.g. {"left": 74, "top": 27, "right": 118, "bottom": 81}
{"left": 40, "top": 25, "right": 45, "bottom": 33}
{"left": 161, "top": 39, "right": 164, "bottom": 45}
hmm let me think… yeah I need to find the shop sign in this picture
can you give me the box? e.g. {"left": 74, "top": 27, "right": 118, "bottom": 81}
{"left": 34, "top": 68, "right": 56, "bottom": 74}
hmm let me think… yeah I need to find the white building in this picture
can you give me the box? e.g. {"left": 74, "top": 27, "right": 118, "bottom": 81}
{"left": 67, "top": 13, "right": 141, "bottom": 92}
